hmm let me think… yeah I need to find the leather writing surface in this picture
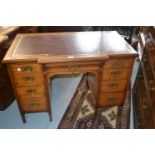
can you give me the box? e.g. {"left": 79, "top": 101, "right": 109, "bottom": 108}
{"left": 13, "top": 31, "right": 136, "bottom": 57}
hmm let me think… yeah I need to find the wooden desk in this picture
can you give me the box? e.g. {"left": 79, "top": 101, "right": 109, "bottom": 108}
{"left": 3, "top": 31, "right": 138, "bottom": 123}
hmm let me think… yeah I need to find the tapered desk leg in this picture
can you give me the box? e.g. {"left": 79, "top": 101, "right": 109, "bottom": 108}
{"left": 21, "top": 113, "right": 26, "bottom": 123}
{"left": 49, "top": 111, "right": 52, "bottom": 121}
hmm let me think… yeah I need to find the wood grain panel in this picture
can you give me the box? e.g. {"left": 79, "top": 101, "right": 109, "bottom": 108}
{"left": 17, "top": 85, "right": 45, "bottom": 98}
{"left": 103, "top": 59, "right": 133, "bottom": 69}
{"left": 20, "top": 98, "right": 48, "bottom": 112}
{"left": 10, "top": 63, "right": 42, "bottom": 75}
{"left": 98, "top": 92, "right": 125, "bottom": 107}
{"left": 13, "top": 73, "right": 44, "bottom": 86}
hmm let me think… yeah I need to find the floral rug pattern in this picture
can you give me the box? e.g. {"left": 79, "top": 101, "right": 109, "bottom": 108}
{"left": 58, "top": 75, "right": 130, "bottom": 129}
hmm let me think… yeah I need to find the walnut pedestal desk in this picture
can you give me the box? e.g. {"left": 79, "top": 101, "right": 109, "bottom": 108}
{"left": 3, "top": 31, "right": 138, "bottom": 123}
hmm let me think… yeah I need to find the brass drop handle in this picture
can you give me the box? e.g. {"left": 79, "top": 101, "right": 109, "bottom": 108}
{"left": 149, "top": 46, "right": 155, "bottom": 51}
{"left": 149, "top": 86, "right": 155, "bottom": 91}
{"left": 29, "top": 102, "right": 39, "bottom": 107}
{"left": 17, "top": 66, "right": 33, "bottom": 72}
{"left": 111, "top": 71, "right": 120, "bottom": 77}
{"left": 108, "top": 83, "right": 118, "bottom": 88}
{"left": 142, "top": 54, "right": 148, "bottom": 62}
{"left": 142, "top": 98, "right": 148, "bottom": 109}
{"left": 143, "top": 58, "right": 148, "bottom": 62}
{"left": 112, "top": 62, "right": 122, "bottom": 68}
{"left": 108, "top": 96, "right": 116, "bottom": 102}
{"left": 23, "top": 76, "right": 34, "bottom": 82}
{"left": 26, "top": 89, "right": 37, "bottom": 95}
{"left": 149, "top": 80, "right": 155, "bottom": 91}
{"left": 68, "top": 64, "right": 78, "bottom": 73}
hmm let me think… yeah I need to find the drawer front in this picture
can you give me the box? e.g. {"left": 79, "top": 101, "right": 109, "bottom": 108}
{"left": 98, "top": 92, "right": 125, "bottom": 107}
{"left": 13, "top": 74, "right": 44, "bottom": 86}
{"left": 17, "top": 85, "right": 46, "bottom": 98}
{"left": 10, "top": 64, "right": 42, "bottom": 74}
{"left": 20, "top": 98, "right": 48, "bottom": 112}
{"left": 103, "top": 59, "right": 133, "bottom": 69}
{"left": 100, "top": 80, "right": 127, "bottom": 92}
{"left": 102, "top": 69, "right": 130, "bottom": 80}
{"left": 47, "top": 65, "right": 100, "bottom": 74}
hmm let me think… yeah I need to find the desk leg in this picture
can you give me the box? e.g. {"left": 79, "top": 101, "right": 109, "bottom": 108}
{"left": 95, "top": 70, "right": 103, "bottom": 108}
{"left": 21, "top": 113, "right": 26, "bottom": 123}
{"left": 48, "top": 111, "right": 52, "bottom": 121}
{"left": 86, "top": 71, "right": 100, "bottom": 106}
{"left": 45, "top": 73, "right": 53, "bottom": 122}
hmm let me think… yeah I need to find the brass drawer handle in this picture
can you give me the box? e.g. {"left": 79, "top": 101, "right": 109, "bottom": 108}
{"left": 111, "top": 71, "right": 120, "bottom": 77}
{"left": 112, "top": 62, "right": 122, "bottom": 68}
{"left": 150, "top": 47, "right": 155, "bottom": 51}
{"left": 29, "top": 102, "right": 40, "bottom": 107}
{"left": 23, "top": 76, "right": 34, "bottom": 82}
{"left": 108, "top": 83, "right": 118, "bottom": 88}
{"left": 142, "top": 54, "right": 148, "bottom": 62}
{"left": 149, "top": 80, "right": 155, "bottom": 91}
{"left": 17, "top": 66, "right": 33, "bottom": 72}
{"left": 26, "top": 89, "right": 37, "bottom": 95}
{"left": 68, "top": 64, "right": 78, "bottom": 73}
{"left": 108, "top": 96, "right": 116, "bottom": 102}
{"left": 143, "top": 58, "right": 148, "bottom": 63}
{"left": 142, "top": 98, "right": 148, "bottom": 109}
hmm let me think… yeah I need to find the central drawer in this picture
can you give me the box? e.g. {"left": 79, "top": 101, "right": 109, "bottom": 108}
{"left": 46, "top": 64, "right": 101, "bottom": 75}
{"left": 20, "top": 98, "right": 48, "bottom": 112}
{"left": 17, "top": 85, "right": 46, "bottom": 98}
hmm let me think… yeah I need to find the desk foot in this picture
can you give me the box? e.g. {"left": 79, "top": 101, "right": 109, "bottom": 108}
{"left": 21, "top": 113, "right": 26, "bottom": 123}
{"left": 49, "top": 112, "right": 52, "bottom": 121}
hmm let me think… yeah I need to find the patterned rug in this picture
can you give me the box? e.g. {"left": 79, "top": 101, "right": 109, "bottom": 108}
{"left": 58, "top": 75, "right": 131, "bottom": 129}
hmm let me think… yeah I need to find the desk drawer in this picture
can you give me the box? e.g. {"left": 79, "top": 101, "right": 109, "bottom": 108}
{"left": 20, "top": 98, "right": 48, "bottom": 112}
{"left": 103, "top": 59, "right": 133, "bottom": 69}
{"left": 102, "top": 69, "right": 130, "bottom": 80}
{"left": 17, "top": 85, "right": 46, "bottom": 98}
{"left": 100, "top": 80, "right": 127, "bottom": 92}
{"left": 98, "top": 92, "right": 125, "bottom": 107}
{"left": 10, "top": 63, "right": 42, "bottom": 74}
{"left": 47, "top": 65, "right": 100, "bottom": 74}
{"left": 14, "top": 74, "right": 44, "bottom": 86}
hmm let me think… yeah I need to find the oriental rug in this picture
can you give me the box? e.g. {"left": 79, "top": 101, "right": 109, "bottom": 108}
{"left": 58, "top": 75, "right": 131, "bottom": 129}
